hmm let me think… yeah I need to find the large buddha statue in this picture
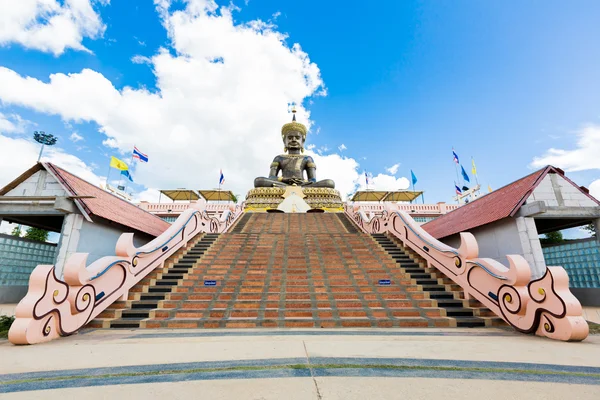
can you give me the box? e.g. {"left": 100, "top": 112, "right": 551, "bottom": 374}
{"left": 254, "top": 112, "right": 335, "bottom": 189}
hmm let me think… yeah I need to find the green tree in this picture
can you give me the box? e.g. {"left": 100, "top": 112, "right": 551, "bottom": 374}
{"left": 542, "top": 231, "right": 564, "bottom": 245}
{"left": 583, "top": 223, "right": 596, "bottom": 237}
{"left": 24, "top": 227, "right": 49, "bottom": 242}
{"left": 10, "top": 226, "right": 21, "bottom": 237}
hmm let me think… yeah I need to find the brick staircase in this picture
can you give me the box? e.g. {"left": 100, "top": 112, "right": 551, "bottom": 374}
{"left": 90, "top": 213, "right": 502, "bottom": 329}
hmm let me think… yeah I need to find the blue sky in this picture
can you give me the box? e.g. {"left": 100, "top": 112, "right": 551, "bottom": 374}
{"left": 0, "top": 1, "right": 599, "bottom": 231}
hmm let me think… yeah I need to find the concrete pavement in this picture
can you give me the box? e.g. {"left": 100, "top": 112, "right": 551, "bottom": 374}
{"left": 1, "top": 328, "right": 599, "bottom": 398}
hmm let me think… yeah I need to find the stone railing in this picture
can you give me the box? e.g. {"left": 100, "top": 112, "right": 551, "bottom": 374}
{"left": 137, "top": 202, "right": 235, "bottom": 216}
{"left": 345, "top": 205, "right": 589, "bottom": 342}
{"left": 137, "top": 203, "right": 194, "bottom": 213}
{"left": 351, "top": 203, "right": 460, "bottom": 216}
{"left": 9, "top": 203, "right": 244, "bottom": 345}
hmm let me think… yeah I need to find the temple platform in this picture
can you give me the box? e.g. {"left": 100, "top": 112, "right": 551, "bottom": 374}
{"left": 244, "top": 187, "right": 344, "bottom": 212}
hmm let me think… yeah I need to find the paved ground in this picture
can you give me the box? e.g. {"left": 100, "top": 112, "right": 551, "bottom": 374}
{"left": 583, "top": 307, "right": 600, "bottom": 324}
{"left": 0, "top": 304, "right": 16, "bottom": 317}
{"left": 1, "top": 328, "right": 599, "bottom": 399}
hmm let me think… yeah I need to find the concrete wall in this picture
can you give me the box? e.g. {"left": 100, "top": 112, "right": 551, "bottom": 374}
{"left": 5, "top": 170, "right": 67, "bottom": 197}
{"left": 76, "top": 219, "right": 153, "bottom": 265}
{"left": 526, "top": 173, "right": 598, "bottom": 207}
{"left": 440, "top": 217, "right": 546, "bottom": 279}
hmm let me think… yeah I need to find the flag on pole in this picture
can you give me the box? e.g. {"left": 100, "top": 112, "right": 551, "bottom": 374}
{"left": 461, "top": 165, "right": 470, "bottom": 182}
{"left": 410, "top": 170, "right": 417, "bottom": 186}
{"left": 488, "top": 184, "right": 492, "bottom": 193}
{"left": 364, "top": 171, "right": 370, "bottom": 186}
{"left": 110, "top": 156, "right": 128, "bottom": 171}
{"left": 455, "top": 184, "right": 462, "bottom": 195}
{"left": 219, "top": 169, "right": 225, "bottom": 186}
{"left": 471, "top": 158, "right": 477, "bottom": 176}
{"left": 121, "top": 170, "right": 134, "bottom": 182}
{"left": 452, "top": 150, "right": 460, "bottom": 164}
{"left": 132, "top": 146, "right": 148, "bottom": 163}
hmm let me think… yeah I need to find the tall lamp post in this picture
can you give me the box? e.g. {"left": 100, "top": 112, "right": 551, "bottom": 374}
{"left": 33, "top": 131, "right": 58, "bottom": 162}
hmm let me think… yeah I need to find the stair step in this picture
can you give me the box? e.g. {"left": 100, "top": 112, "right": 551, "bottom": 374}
{"left": 445, "top": 309, "right": 474, "bottom": 317}
{"left": 410, "top": 273, "right": 433, "bottom": 279}
{"left": 416, "top": 279, "right": 438, "bottom": 285}
{"left": 132, "top": 302, "right": 158, "bottom": 309}
{"left": 436, "top": 300, "right": 463, "bottom": 308}
{"left": 149, "top": 287, "right": 173, "bottom": 293}
{"left": 140, "top": 294, "right": 167, "bottom": 300}
{"left": 455, "top": 317, "right": 486, "bottom": 328}
{"left": 169, "top": 269, "right": 190, "bottom": 273}
{"left": 428, "top": 292, "right": 455, "bottom": 300}
{"left": 162, "top": 274, "right": 184, "bottom": 280}
{"left": 156, "top": 281, "right": 179, "bottom": 286}
{"left": 121, "top": 311, "right": 150, "bottom": 318}
{"left": 421, "top": 285, "right": 446, "bottom": 292}
{"left": 111, "top": 322, "right": 141, "bottom": 329}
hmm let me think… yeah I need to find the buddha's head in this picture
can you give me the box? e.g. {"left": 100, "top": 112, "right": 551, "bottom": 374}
{"left": 283, "top": 130, "right": 305, "bottom": 153}
{"left": 281, "top": 115, "right": 307, "bottom": 154}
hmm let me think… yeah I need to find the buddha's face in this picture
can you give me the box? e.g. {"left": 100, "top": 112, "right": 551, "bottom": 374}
{"left": 284, "top": 130, "right": 304, "bottom": 152}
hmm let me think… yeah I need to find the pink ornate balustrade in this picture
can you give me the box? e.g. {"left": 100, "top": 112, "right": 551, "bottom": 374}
{"left": 9, "top": 204, "right": 244, "bottom": 345}
{"left": 345, "top": 205, "right": 589, "bottom": 341}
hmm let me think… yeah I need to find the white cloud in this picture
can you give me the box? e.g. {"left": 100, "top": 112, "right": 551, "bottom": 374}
{"left": 360, "top": 173, "right": 410, "bottom": 192}
{"left": 532, "top": 124, "right": 600, "bottom": 204}
{"left": 0, "top": 133, "right": 102, "bottom": 189}
{"left": 0, "top": 112, "right": 29, "bottom": 134}
{"left": 385, "top": 163, "right": 400, "bottom": 175}
{"left": 0, "top": 0, "right": 109, "bottom": 56}
{"left": 589, "top": 179, "right": 600, "bottom": 201}
{"left": 531, "top": 125, "right": 600, "bottom": 172}
{"left": 0, "top": 0, "right": 395, "bottom": 202}
{"left": 338, "top": 143, "right": 347, "bottom": 152}
{"left": 131, "top": 55, "right": 152, "bottom": 65}
{"left": 69, "top": 132, "right": 84, "bottom": 142}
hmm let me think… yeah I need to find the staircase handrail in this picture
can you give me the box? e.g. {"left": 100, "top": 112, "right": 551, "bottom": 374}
{"left": 9, "top": 203, "right": 244, "bottom": 345}
{"left": 345, "top": 204, "right": 589, "bottom": 341}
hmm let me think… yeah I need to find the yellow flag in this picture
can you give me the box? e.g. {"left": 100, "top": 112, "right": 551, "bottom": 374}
{"left": 471, "top": 158, "right": 477, "bottom": 176}
{"left": 110, "top": 156, "right": 128, "bottom": 171}
{"left": 488, "top": 184, "right": 492, "bottom": 193}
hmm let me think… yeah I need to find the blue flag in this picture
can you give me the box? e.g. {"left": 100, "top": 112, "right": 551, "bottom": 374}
{"left": 121, "top": 169, "right": 133, "bottom": 182}
{"left": 410, "top": 170, "right": 417, "bottom": 186}
{"left": 461, "top": 165, "right": 470, "bottom": 182}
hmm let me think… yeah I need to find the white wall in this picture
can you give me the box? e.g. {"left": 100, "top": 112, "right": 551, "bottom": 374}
{"left": 77, "top": 219, "right": 153, "bottom": 265}
{"left": 526, "top": 173, "right": 598, "bottom": 207}
{"left": 440, "top": 217, "right": 546, "bottom": 280}
{"left": 5, "top": 170, "right": 67, "bottom": 197}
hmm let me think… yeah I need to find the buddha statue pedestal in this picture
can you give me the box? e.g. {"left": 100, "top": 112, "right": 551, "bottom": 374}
{"left": 244, "top": 186, "right": 343, "bottom": 213}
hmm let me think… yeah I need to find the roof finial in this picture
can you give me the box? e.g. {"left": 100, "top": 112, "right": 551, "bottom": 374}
{"left": 288, "top": 102, "right": 297, "bottom": 121}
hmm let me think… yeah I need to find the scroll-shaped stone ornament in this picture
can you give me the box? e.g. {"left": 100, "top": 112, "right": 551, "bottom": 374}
{"left": 345, "top": 206, "right": 589, "bottom": 341}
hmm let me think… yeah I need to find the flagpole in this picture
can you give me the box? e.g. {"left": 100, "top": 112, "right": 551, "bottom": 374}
{"left": 452, "top": 147, "right": 461, "bottom": 188}
{"left": 472, "top": 156, "right": 479, "bottom": 186}
{"left": 105, "top": 163, "right": 111, "bottom": 188}
{"left": 124, "top": 147, "right": 135, "bottom": 192}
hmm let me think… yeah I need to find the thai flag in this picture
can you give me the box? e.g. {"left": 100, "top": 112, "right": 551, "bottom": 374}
{"left": 365, "top": 171, "right": 370, "bottom": 186}
{"left": 455, "top": 184, "right": 462, "bottom": 195}
{"left": 219, "top": 169, "right": 225, "bottom": 185}
{"left": 452, "top": 150, "right": 459, "bottom": 164}
{"left": 132, "top": 146, "right": 148, "bottom": 163}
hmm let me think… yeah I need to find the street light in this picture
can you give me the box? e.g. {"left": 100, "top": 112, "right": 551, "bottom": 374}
{"left": 33, "top": 131, "right": 58, "bottom": 162}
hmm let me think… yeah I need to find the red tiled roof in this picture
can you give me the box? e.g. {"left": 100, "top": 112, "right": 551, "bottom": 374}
{"left": 45, "top": 163, "right": 170, "bottom": 237}
{"left": 422, "top": 166, "right": 552, "bottom": 239}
